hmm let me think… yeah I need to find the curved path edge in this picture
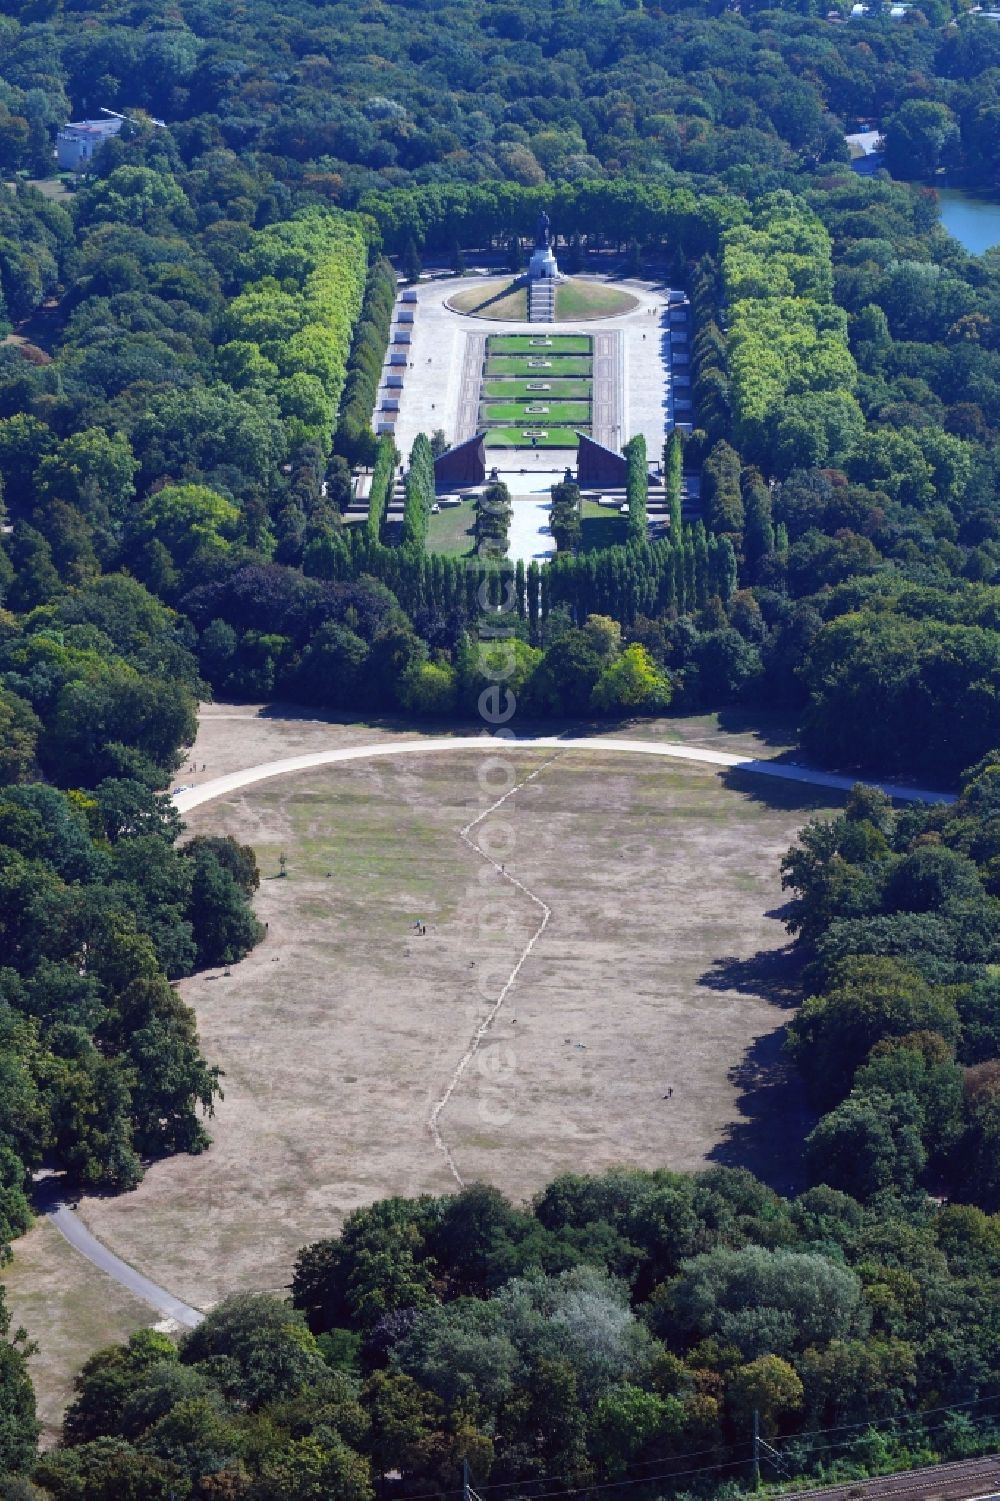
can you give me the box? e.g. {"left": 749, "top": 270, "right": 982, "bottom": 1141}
{"left": 44, "top": 1201, "right": 204, "bottom": 1329}
{"left": 45, "top": 729, "right": 953, "bottom": 1331}
{"left": 174, "top": 733, "right": 955, "bottom": 816}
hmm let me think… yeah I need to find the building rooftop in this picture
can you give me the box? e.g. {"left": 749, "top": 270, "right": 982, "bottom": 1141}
{"left": 59, "top": 118, "right": 123, "bottom": 136}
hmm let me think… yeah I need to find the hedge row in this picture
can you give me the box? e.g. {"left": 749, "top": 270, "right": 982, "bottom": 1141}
{"left": 665, "top": 429, "right": 684, "bottom": 535}
{"left": 624, "top": 433, "right": 648, "bottom": 541}
{"left": 401, "top": 433, "right": 434, "bottom": 547}
{"left": 217, "top": 207, "right": 370, "bottom": 458}
{"left": 335, "top": 255, "right": 397, "bottom": 467}
{"left": 303, "top": 520, "right": 737, "bottom": 630}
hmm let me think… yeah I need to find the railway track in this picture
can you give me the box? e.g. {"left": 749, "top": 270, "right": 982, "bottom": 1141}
{"left": 785, "top": 1453, "right": 1000, "bottom": 1501}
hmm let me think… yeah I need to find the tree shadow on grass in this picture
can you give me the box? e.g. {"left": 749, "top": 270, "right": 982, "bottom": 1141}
{"left": 718, "top": 766, "right": 848, "bottom": 816}
{"left": 706, "top": 1024, "right": 816, "bottom": 1196}
{"left": 700, "top": 943, "right": 802, "bottom": 1011}
{"left": 715, "top": 706, "right": 804, "bottom": 751}
{"left": 454, "top": 279, "right": 525, "bottom": 314}
{"left": 700, "top": 943, "right": 815, "bottom": 1194}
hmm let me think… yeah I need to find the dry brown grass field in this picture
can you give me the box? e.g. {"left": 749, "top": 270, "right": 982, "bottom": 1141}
{"left": 77, "top": 729, "right": 840, "bottom": 1306}
{"left": 14, "top": 709, "right": 845, "bottom": 1426}
{"left": 4, "top": 1220, "right": 158, "bottom": 1444}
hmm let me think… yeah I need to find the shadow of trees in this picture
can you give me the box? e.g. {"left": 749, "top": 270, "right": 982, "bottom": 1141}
{"left": 699, "top": 943, "right": 816, "bottom": 1195}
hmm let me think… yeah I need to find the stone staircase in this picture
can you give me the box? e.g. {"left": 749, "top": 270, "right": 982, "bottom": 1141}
{"left": 528, "top": 278, "right": 555, "bottom": 322}
{"left": 579, "top": 473, "right": 702, "bottom": 532}
{"left": 347, "top": 472, "right": 703, "bottom": 532}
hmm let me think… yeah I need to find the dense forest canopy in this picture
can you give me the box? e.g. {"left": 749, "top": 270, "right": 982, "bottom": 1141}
{"left": 0, "top": 0, "right": 999, "bottom": 1490}
{"left": 0, "top": 0, "right": 999, "bottom": 193}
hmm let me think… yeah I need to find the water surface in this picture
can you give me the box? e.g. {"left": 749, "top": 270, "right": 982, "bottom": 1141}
{"left": 937, "top": 188, "right": 1000, "bottom": 255}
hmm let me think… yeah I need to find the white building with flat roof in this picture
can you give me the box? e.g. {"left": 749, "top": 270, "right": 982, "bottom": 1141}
{"left": 56, "top": 117, "right": 123, "bottom": 171}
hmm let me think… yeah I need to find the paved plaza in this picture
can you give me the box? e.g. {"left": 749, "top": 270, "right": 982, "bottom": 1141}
{"left": 385, "top": 272, "right": 677, "bottom": 470}
{"left": 379, "top": 272, "right": 682, "bottom": 566}
{"left": 505, "top": 470, "right": 565, "bottom": 567}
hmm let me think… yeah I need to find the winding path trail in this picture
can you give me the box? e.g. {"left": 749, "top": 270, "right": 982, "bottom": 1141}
{"left": 429, "top": 754, "right": 560, "bottom": 1185}
{"left": 45, "top": 727, "right": 954, "bottom": 1322}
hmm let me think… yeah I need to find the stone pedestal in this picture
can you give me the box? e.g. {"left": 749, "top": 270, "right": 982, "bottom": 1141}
{"left": 527, "top": 244, "right": 560, "bottom": 322}
{"left": 528, "top": 244, "right": 558, "bottom": 281}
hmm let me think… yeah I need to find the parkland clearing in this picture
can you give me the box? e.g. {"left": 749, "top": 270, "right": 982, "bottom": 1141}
{"left": 10, "top": 705, "right": 851, "bottom": 1434}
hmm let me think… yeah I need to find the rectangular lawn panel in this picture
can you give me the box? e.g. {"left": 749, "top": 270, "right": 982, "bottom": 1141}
{"left": 482, "top": 402, "right": 592, "bottom": 423}
{"left": 581, "top": 496, "right": 627, "bottom": 550}
{"left": 482, "top": 379, "right": 592, "bottom": 400}
{"left": 486, "top": 357, "right": 593, "bottom": 377}
{"left": 426, "top": 497, "right": 477, "bottom": 557}
{"left": 485, "top": 426, "right": 584, "bottom": 447}
{"left": 487, "top": 334, "right": 591, "bottom": 354}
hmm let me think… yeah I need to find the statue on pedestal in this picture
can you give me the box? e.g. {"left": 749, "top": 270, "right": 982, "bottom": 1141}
{"left": 528, "top": 209, "right": 559, "bottom": 283}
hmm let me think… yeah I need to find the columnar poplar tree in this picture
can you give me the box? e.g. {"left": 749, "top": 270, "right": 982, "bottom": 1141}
{"left": 702, "top": 439, "right": 744, "bottom": 538}
{"left": 402, "top": 433, "right": 435, "bottom": 547}
{"left": 743, "top": 467, "right": 775, "bottom": 571}
{"left": 366, "top": 436, "right": 397, "bottom": 543}
{"left": 665, "top": 429, "right": 684, "bottom": 536}
{"left": 624, "top": 434, "right": 648, "bottom": 541}
{"left": 475, "top": 481, "right": 512, "bottom": 558}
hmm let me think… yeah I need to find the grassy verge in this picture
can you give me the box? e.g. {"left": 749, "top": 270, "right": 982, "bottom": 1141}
{"left": 486, "top": 357, "right": 593, "bottom": 377}
{"left": 448, "top": 279, "right": 527, "bottom": 319}
{"left": 482, "top": 378, "right": 591, "bottom": 399}
{"left": 5, "top": 1219, "right": 155, "bottom": 1444}
{"left": 581, "top": 496, "right": 627, "bottom": 549}
{"left": 485, "top": 427, "right": 583, "bottom": 447}
{"left": 555, "top": 282, "right": 638, "bottom": 319}
{"left": 447, "top": 278, "right": 636, "bottom": 322}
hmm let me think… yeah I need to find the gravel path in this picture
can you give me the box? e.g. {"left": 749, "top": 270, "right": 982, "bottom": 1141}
{"left": 174, "top": 734, "right": 955, "bottom": 817}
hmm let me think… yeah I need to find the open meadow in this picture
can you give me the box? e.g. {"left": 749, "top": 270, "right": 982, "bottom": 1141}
{"left": 11, "top": 708, "right": 848, "bottom": 1427}
{"left": 70, "top": 728, "right": 841, "bottom": 1316}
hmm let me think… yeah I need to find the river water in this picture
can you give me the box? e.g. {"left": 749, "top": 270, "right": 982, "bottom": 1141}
{"left": 937, "top": 188, "right": 1000, "bottom": 255}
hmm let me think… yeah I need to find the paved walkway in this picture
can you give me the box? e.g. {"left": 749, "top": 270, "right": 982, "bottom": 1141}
{"left": 507, "top": 495, "right": 557, "bottom": 566}
{"left": 455, "top": 330, "right": 486, "bottom": 444}
{"left": 175, "top": 735, "right": 954, "bottom": 816}
{"left": 592, "top": 329, "right": 622, "bottom": 447}
{"left": 45, "top": 1199, "right": 203, "bottom": 1328}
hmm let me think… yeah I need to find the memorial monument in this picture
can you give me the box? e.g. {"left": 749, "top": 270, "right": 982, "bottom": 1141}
{"left": 527, "top": 210, "right": 560, "bottom": 321}
{"left": 528, "top": 210, "right": 559, "bottom": 282}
